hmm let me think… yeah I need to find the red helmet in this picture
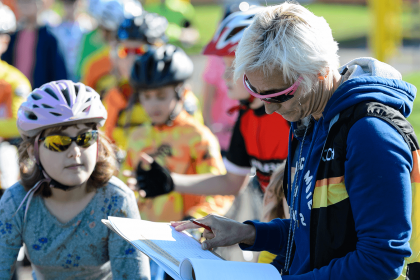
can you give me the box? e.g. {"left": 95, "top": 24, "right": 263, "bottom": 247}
{"left": 203, "top": 6, "right": 262, "bottom": 57}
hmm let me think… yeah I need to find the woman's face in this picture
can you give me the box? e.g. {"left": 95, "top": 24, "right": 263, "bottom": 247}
{"left": 139, "top": 86, "right": 179, "bottom": 125}
{"left": 244, "top": 69, "right": 311, "bottom": 122}
{"left": 222, "top": 56, "right": 250, "bottom": 100}
{"left": 39, "top": 124, "right": 97, "bottom": 187}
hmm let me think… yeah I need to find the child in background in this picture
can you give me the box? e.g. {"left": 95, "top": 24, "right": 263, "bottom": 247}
{"left": 201, "top": 55, "right": 238, "bottom": 157}
{"left": 51, "top": 0, "right": 87, "bottom": 82}
{"left": 77, "top": 0, "right": 127, "bottom": 89}
{"left": 1, "top": 0, "right": 68, "bottom": 88}
{"left": 103, "top": 11, "right": 202, "bottom": 153}
{"left": 124, "top": 45, "right": 233, "bottom": 223}
{"left": 258, "top": 164, "right": 289, "bottom": 265}
{"left": 102, "top": 11, "right": 168, "bottom": 151}
{"left": 0, "top": 3, "right": 32, "bottom": 192}
{"left": 0, "top": 80, "right": 150, "bottom": 279}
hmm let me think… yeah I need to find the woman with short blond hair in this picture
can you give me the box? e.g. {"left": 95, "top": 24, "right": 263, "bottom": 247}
{"left": 173, "top": 2, "right": 419, "bottom": 279}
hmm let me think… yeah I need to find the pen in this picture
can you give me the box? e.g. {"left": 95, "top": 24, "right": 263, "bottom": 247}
{"left": 191, "top": 220, "right": 213, "bottom": 233}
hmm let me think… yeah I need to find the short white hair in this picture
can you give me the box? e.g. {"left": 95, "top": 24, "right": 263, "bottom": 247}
{"left": 234, "top": 2, "right": 339, "bottom": 94}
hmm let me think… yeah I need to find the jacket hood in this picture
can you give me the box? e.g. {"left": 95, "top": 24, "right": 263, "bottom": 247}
{"left": 322, "top": 57, "right": 417, "bottom": 123}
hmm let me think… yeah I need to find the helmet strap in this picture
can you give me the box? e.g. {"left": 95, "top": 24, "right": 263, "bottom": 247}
{"left": 166, "top": 101, "right": 183, "bottom": 126}
{"left": 174, "top": 84, "right": 185, "bottom": 100}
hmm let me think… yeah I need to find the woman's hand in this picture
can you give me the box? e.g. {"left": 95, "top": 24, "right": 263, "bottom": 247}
{"left": 171, "top": 214, "right": 256, "bottom": 250}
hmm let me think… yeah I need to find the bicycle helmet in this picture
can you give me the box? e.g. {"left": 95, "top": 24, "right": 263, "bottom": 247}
{"left": 130, "top": 44, "right": 193, "bottom": 92}
{"left": 0, "top": 3, "right": 16, "bottom": 34}
{"left": 89, "top": 0, "right": 125, "bottom": 31}
{"left": 202, "top": 7, "right": 263, "bottom": 56}
{"left": 17, "top": 80, "right": 107, "bottom": 138}
{"left": 222, "top": 1, "right": 260, "bottom": 20}
{"left": 117, "top": 12, "right": 168, "bottom": 44}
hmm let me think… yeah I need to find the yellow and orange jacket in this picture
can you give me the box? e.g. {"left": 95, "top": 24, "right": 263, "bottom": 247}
{"left": 0, "top": 60, "right": 31, "bottom": 140}
{"left": 81, "top": 48, "right": 115, "bottom": 96}
{"left": 102, "top": 84, "right": 202, "bottom": 150}
{"left": 123, "top": 110, "right": 233, "bottom": 222}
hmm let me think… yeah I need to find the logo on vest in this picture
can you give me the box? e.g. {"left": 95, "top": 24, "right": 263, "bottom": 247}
{"left": 322, "top": 148, "right": 335, "bottom": 162}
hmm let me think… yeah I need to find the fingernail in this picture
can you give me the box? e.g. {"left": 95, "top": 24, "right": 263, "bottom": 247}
{"left": 202, "top": 243, "right": 208, "bottom": 250}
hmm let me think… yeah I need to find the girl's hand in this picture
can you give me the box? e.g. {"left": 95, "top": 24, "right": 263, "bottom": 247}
{"left": 171, "top": 214, "right": 256, "bottom": 250}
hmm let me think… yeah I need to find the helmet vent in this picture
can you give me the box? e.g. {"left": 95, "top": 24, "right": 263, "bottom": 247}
{"left": 44, "top": 88, "right": 59, "bottom": 101}
{"left": 61, "top": 88, "right": 71, "bottom": 106}
{"left": 85, "top": 97, "right": 91, "bottom": 103}
{"left": 74, "top": 85, "right": 80, "bottom": 96}
{"left": 50, "top": 112, "right": 62, "bottom": 117}
{"left": 226, "top": 26, "right": 245, "bottom": 40}
{"left": 31, "top": 93, "right": 43, "bottom": 100}
{"left": 83, "top": 105, "right": 91, "bottom": 113}
{"left": 24, "top": 111, "right": 38, "bottom": 120}
{"left": 41, "top": 104, "right": 53, "bottom": 109}
{"left": 33, "top": 105, "right": 39, "bottom": 108}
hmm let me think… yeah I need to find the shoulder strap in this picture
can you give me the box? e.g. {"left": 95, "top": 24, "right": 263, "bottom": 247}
{"left": 329, "top": 102, "right": 414, "bottom": 151}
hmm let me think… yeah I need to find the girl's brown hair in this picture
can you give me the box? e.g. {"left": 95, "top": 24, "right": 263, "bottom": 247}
{"left": 18, "top": 123, "right": 117, "bottom": 197}
{"left": 262, "top": 163, "right": 290, "bottom": 222}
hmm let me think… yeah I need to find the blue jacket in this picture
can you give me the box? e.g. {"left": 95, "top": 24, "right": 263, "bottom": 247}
{"left": 241, "top": 59, "right": 416, "bottom": 280}
{"left": 1, "top": 26, "right": 68, "bottom": 89}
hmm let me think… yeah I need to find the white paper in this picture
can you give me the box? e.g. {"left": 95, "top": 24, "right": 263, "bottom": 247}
{"left": 180, "top": 258, "right": 282, "bottom": 280}
{"left": 107, "top": 217, "right": 222, "bottom": 277}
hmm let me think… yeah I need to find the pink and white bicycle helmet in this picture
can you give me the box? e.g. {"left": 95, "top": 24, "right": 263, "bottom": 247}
{"left": 202, "top": 6, "right": 262, "bottom": 57}
{"left": 17, "top": 80, "right": 107, "bottom": 138}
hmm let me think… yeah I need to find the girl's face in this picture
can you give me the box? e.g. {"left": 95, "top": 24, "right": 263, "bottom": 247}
{"left": 139, "top": 86, "right": 179, "bottom": 125}
{"left": 39, "top": 124, "right": 97, "bottom": 187}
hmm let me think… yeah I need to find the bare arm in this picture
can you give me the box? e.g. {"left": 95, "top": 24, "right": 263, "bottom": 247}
{"left": 173, "top": 172, "right": 249, "bottom": 196}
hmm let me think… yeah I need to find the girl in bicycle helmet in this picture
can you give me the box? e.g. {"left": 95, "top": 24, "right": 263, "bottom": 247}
{"left": 0, "top": 80, "right": 150, "bottom": 279}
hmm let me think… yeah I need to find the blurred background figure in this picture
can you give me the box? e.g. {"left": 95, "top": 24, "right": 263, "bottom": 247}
{"left": 102, "top": 10, "right": 167, "bottom": 152}
{"left": 125, "top": 44, "right": 233, "bottom": 280}
{"left": 51, "top": 0, "right": 87, "bottom": 82}
{"left": 37, "top": 0, "right": 61, "bottom": 26}
{"left": 1, "top": 0, "right": 68, "bottom": 88}
{"left": 201, "top": 2, "right": 259, "bottom": 157}
{"left": 143, "top": 0, "right": 198, "bottom": 46}
{"left": 76, "top": 0, "right": 127, "bottom": 86}
{"left": 0, "top": 3, "right": 31, "bottom": 194}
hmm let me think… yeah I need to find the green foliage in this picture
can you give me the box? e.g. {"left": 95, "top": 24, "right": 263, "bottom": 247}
{"left": 187, "top": 3, "right": 419, "bottom": 54}
{"left": 304, "top": 4, "right": 370, "bottom": 42}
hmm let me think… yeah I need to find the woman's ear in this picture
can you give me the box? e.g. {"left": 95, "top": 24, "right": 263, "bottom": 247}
{"left": 317, "top": 68, "right": 330, "bottom": 81}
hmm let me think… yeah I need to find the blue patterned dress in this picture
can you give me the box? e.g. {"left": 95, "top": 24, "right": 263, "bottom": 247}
{"left": 0, "top": 176, "right": 150, "bottom": 280}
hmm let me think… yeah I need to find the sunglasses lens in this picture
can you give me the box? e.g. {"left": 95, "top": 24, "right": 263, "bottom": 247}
{"left": 245, "top": 77, "right": 257, "bottom": 94}
{"left": 118, "top": 46, "right": 128, "bottom": 58}
{"left": 76, "top": 131, "right": 98, "bottom": 148}
{"left": 263, "top": 94, "right": 295, "bottom": 104}
{"left": 44, "top": 135, "right": 72, "bottom": 152}
{"left": 135, "top": 47, "right": 144, "bottom": 55}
